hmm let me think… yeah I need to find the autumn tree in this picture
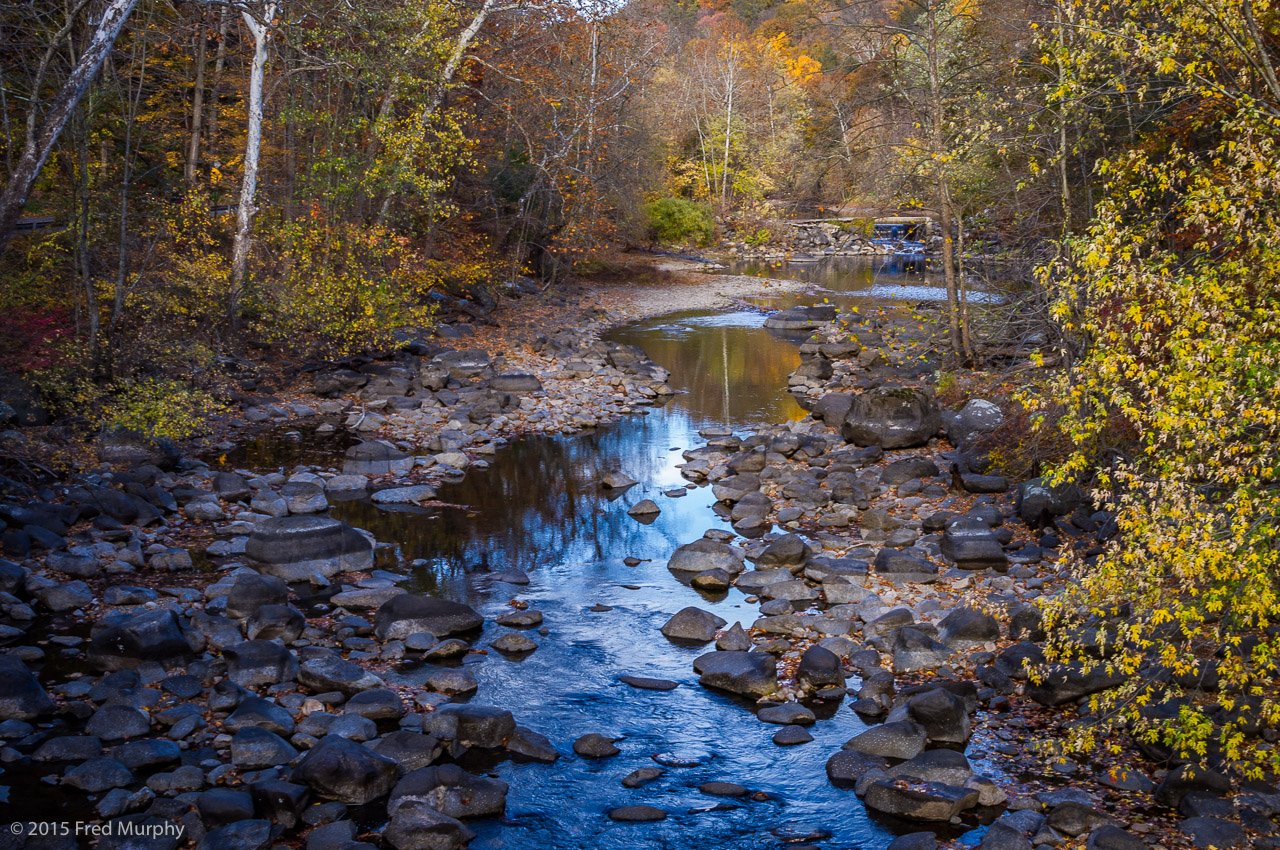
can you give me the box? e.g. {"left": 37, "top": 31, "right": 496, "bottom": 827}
{"left": 1030, "top": 0, "right": 1280, "bottom": 777}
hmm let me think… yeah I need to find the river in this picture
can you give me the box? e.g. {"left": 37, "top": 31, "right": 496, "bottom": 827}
{"left": 240, "top": 257, "right": 995, "bottom": 848}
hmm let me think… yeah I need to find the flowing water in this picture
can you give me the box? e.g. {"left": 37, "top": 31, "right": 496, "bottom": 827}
{"left": 231, "top": 258, "right": 999, "bottom": 848}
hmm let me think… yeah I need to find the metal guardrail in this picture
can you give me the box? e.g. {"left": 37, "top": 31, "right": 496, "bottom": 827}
{"left": 14, "top": 216, "right": 56, "bottom": 232}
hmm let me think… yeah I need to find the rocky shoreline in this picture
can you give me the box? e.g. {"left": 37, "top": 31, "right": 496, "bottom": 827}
{"left": 0, "top": 269, "right": 1272, "bottom": 850}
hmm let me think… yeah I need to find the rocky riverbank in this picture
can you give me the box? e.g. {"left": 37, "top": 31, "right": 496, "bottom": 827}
{"left": 0, "top": 264, "right": 1271, "bottom": 850}
{"left": 645, "top": 302, "right": 1272, "bottom": 850}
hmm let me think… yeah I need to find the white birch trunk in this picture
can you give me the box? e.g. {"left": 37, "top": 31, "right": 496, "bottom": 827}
{"left": 0, "top": 0, "right": 141, "bottom": 253}
{"left": 229, "top": 1, "right": 277, "bottom": 321}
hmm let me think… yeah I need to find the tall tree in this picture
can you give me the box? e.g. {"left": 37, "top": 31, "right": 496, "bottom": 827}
{"left": 0, "top": 0, "right": 141, "bottom": 253}
{"left": 228, "top": 0, "right": 278, "bottom": 323}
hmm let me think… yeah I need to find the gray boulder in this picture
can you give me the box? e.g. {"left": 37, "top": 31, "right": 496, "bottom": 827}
{"left": 755, "top": 533, "right": 809, "bottom": 568}
{"left": 225, "top": 573, "right": 288, "bottom": 620}
{"left": 660, "top": 607, "right": 727, "bottom": 643}
{"left": 980, "top": 822, "right": 1032, "bottom": 850}
{"left": 764, "top": 304, "right": 837, "bottom": 330}
{"left": 298, "top": 650, "right": 385, "bottom": 696}
{"left": 245, "top": 516, "right": 373, "bottom": 581}
{"left": 907, "top": 687, "right": 971, "bottom": 743}
{"left": 434, "top": 349, "right": 492, "bottom": 380}
{"left": 490, "top": 373, "right": 542, "bottom": 393}
{"left": 893, "top": 627, "right": 952, "bottom": 673}
{"left": 812, "top": 393, "right": 855, "bottom": 424}
{"left": 225, "top": 639, "right": 299, "bottom": 688}
{"left": 941, "top": 518, "right": 1007, "bottom": 571}
{"left": 1017, "top": 477, "right": 1084, "bottom": 527}
{"left": 874, "top": 549, "right": 938, "bottom": 583}
{"left": 86, "top": 609, "right": 194, "bottom": 672}
{"left": 225, "top": 696, "right": 295, "bottom": 736}
{"left": 842, "top": 386, "right": 942, "bottom": 449}
{"left": 231, "top": 726, "right": 298, "bottom": 769}
{"left": 343, "top": 442, "right": 414, "bottom": 476}
{"left": 374, "top": 595, "right": 483, "bottom": 640}
{"left": 245, "top": 604, "right": 305, "bottom": 642}
{"left": 1088, "top": 826, "right": 1148, "bottom": 850}
{"left": 424, "top": 704, "right": 516, "bottom": 750}
{"left": 1025, "top": 663, "right": 1126, "bottom": 706}
{"left": 864, "top": 779, "right": 979, "bottom": 821}
{"left": 842, "top": 721, "right": 927, "bottom": 760}
{"left": 281, "top": 481, "right": 327, "bottom": 514}
{"left": 293, "top": 736, "right": 400, "bottom": 804}
{"left": 384, "top": 800, "right": 475, "bottom": 850}
{"left": 668, "top": 538, "right": 745, "bottom": 574}
{"left": 881, "top": 457, "right": 940, "bottom": 485}
{"left": 797, "top": 644, "right": 844, "bottom": 689}
{"left": 62, "top": 756, "right": 133, "bottom": 793}
{"left": 947, "top": 399, "right": 1005, "bottom": 444}
{"left": 938, "top": 607, "right": 1001, "bottom": 648}
{"left": 693, "top": 650, "right": 778, "bottom": 697}
{"left": 826, "top": 750, "right": 889, "bottom": 788}
{"left": 373, "top": 731, "right": 445, "bottom": 772}
{"left": 389, "top": 764, "right": 507, "bottom": 819}
{"left": 0, "top": 656, "right": 54, "bottom": 720}
{"left": 85, "top": 704, "right": 151, "bottom": 741}
{"left": 885, "top": 749, "right": 974, "bottom": 787}
{"left": 212, "top": 472, "right": 252, "bottom": 501}
{"left": 889, "top": 834, "right": 939, "bottom": 850}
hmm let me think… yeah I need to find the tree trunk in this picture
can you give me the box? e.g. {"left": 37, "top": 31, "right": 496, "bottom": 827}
{"left": 1053, "top": 0, "right": 1071, "bottom": 235}
{"left": 186, "top": 8, "right": 208, "bottom": 185}
{"left": 74, "top": 107, "right": 98, "bottom": 363}
{"left": 956, "top": 207, "right": 974, "bottom": 363}
{"left": 937, "top": 179, "right": 962, "bottom": 358}
{"left": 924, "top": 0, "right": 962, "bottom": 357}
{"left": 229, "top": 2, "right": 277, "bottom": 326}
{"left": 586, "top": 20, "right": 598, "bottom": 153}
{"left": 207, "top": 5, "right": 231, "bottom": 162}
{"left": 720, "top": 44, "right": 736, "bottom": 208}
{"left": 113, "top": 32, "right": 148, "bottom": 332}
{"left": 0, "top": 0, "right": 141, "bottom": 254}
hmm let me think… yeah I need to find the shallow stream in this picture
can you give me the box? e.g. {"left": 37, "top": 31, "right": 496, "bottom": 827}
{"left": 230, "top": 258, "right": 997, "bottom": 849}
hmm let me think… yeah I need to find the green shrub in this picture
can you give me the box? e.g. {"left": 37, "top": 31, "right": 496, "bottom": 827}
{"left": 259, "top": 220, "right": 438, "bottom": 357}
{"left": 643, "top": 197, "right": 714, "bottom": 246}
{"left": 103, "top": 379, "right": 223, "bottom": 441}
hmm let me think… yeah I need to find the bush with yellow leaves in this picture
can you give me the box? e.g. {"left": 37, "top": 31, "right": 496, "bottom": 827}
{"left": 103, "top": 379, "right": 223, "bottom": 442}
{"left": 1028, "top": 0, "right": 1280, "bottom": 778}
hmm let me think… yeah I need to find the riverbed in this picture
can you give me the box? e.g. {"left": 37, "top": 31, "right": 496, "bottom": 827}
{"left": 218, "top": 257, "right": 996, "bottom": 848}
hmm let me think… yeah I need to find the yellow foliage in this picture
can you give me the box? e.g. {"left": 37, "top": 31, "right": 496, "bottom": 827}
{"left": 257, "top": 218, "right": 445, "bottom": 358}
{"left": 1033, "top": 0, "right": 1280, "bottom": 777}
{"left": 104, "top": 379, "right": 223, "bottom": 441}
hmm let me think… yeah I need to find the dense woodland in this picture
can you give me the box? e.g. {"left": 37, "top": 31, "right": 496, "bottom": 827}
{"left": 0, "top": 0, "right": 1217, "bottom": 381}
{"left": 1, "top": 0, "right": 1280, "bottom": 782}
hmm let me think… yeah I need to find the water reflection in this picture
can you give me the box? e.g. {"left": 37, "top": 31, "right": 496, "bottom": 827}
{"left": 610, "top": 311, "right": 805, "bottom": 428}
{"left": 329, "top": 410, "right": 728, "bottom": 603}
{"left": 312, "top": 311, "right": 914, "bottom": 849}
{"left": 728, "top": 255, "right": 1001, "bottom": 309}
